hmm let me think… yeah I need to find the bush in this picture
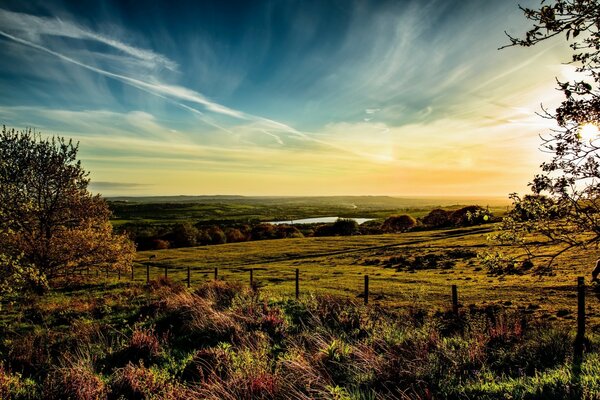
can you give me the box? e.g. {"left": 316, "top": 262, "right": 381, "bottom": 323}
{"left": 250, "top": 224, "right": 277, "bottom": 241}
{"left": 172, "top": 223, "right": 198, "bottom": 247}
{"left": 382, "top": 215, "right": 416, "bottom": 233}
{"left": 449, "top": 206, "right": 492, "bottom": 227}
{"left": 332, "top": 218, "right": 359, "bottom": 236}
{"left": 422, "top": 209, "right": 451, "bottom": 228}
{"left": 225, "top": 228, "right": 247, "bottom": 243}
{"left": 44, "top": 363, "right": 106, "bottom": 400}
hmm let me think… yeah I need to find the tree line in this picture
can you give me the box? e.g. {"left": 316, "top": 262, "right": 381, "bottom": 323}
{"left": 118, "top": 205, "right": 496, "bottom": 251}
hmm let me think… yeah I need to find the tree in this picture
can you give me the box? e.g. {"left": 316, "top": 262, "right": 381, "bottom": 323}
{"left": 331, "top": 218, "right": 359, "bottom": 236}
{"left": 382, "top": 215, "right": 416, "bottom": 233}
{"left": 449, "top": 206, "right": 492, "bottom": 227}
{"left": 499, "top": 0, "right": 600, "bottom": 272}
{"left": 172, "top": 222, "right": 198, "bottom": 247}
{"left": 0, "top": 127, "right": 135, "bottom": 287}
{"left": 422, "top": 209, "right": 451, "bottom": 228}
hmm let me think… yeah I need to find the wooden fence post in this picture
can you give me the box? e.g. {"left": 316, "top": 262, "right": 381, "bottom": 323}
{"left": 452, "top": 285, "right": 459, "bottom": 315}
{"left": 364, "top": 275, "right": 369, "bottom": 305}
{"left": 575, "top": 276, "right": 586, "bottom": 358}
{"left": 295, "top": 268, "right": 299, "bottom": 299}
{"left": 250, "top": 268, "right": 254, "bottom": 287}
{"left": 146, "top": 264, "right": 150, "bottom": 284}
{"left": 214, "top": 267, "right": 218, "bottom": 281}
{"left": 131, "top": 265, "right": 134, "bottom": 281}
{"left": 164, "top": 265, "right": 168, "bottom": 280}
{"left": 187, "top": 266, "right": 191, "bottom": 288}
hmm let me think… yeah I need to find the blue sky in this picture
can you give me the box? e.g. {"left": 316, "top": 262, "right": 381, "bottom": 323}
{"left": 0, "top": 0, "right": 574, "bottom": 196}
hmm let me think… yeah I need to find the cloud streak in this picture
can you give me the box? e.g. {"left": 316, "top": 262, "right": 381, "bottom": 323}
{"left": 0, "top": 9, "right": 178, "bottom": 71}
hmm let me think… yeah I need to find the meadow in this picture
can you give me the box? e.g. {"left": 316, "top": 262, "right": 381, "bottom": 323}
{"left": 134, "top": 224, "right": 600, "bottom": 328}
{"left": 3, "top": 202, "right": 600, "bottom": 399}
{"left": 108, "top": 195, "right": 510, "bottom": 226}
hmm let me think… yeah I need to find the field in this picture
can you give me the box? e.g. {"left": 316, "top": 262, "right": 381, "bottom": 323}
{"left": 134, "top": 224, "right": 600, "bottom": 329}
{"left": 3, "top": 220, "right": 600, "bottom": 398}
{"left": 108, "top": 195, "right": 511, "bottom": 226}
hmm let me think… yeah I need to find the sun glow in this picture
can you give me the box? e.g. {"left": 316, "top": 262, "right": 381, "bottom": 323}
{"left": 579, "top": 123, "right": 600, "bottom": 142}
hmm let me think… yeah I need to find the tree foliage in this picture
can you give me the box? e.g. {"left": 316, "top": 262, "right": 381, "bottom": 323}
{"left": 382, "top": 215, "right": 416, "bottom": 233}
{"left": 498, "top": 0, "right": 600, "bottom": 271}
{"left": 0, "top": 127, "right": 135, "bottom": 287}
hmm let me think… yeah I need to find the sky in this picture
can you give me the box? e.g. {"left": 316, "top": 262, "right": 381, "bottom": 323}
{"left": 0, "top": 0, "right": 576, "bottom": 197}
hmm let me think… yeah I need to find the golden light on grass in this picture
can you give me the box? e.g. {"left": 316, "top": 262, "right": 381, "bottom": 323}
{"left": 579, "top": 123, "right": 599, "bottom": 142}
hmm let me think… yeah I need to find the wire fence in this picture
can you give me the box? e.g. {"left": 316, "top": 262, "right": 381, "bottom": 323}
{"left": 92, "top": 262, "right": 594, "bottom": 355}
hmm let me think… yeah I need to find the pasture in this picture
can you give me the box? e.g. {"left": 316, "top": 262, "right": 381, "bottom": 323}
{"left": 134, "top": 224, "right": 600, "bottom": 329}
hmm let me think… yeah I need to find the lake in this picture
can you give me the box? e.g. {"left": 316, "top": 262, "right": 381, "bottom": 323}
{"left": 267, "top": 217, "right": 374, "bottom": 225}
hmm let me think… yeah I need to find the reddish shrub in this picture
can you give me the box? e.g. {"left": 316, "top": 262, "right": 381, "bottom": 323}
{"left": 44, "top": 364, "right": 106, "bottom": 400}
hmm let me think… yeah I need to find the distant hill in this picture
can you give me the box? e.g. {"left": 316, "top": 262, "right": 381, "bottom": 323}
{"left": 106, "top": 195, "right": 511, "bottom": 207}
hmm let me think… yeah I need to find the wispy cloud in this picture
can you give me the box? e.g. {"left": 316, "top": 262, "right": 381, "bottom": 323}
{"left": 0, "top": 9, "right": 177, "bottom": 71}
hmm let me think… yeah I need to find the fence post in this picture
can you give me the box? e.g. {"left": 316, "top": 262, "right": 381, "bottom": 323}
{"left": 164, "top": 265, "right": 168, "bottom": 280}
{"left": 452, "top": 285, "right": 459, "bottom": 315}
{"left": 214, "top": 267, "right": 218, "bottom": 281}
{"left": 131, "top": 265, "right": 134, "bottom": 281}
{"left": 146, "top": 264, "right": 150, "bottom": 284}
{"left": 295, "top": 268, "right": 299, "bottom": 299}
{"left": 575, "top": 276, "right": 586, "bottom": 359}
{"left": 250, "top": 268, "right": 254, "bottom": 287}
{"left": 364, "top": 275, "right": 369, "bottom": 305}
{"left": 187, "top": 266, "right": 191, "bottom": 288}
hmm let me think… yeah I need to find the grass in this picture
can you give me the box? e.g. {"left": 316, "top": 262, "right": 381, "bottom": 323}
{"left": 134, "top": 224, "right": 600, "bottom": 328}
{"left": 2, "top": 222, "right": 600, "bottom": 399}
{"left": 108, "top": 195, "right": 510, "bottom": 225}
{"left": 1, "top": 279, "right": 599, "bottom": 399}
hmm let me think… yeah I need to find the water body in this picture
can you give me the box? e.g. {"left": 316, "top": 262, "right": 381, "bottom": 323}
{"left": 268, "top": 217, "right": 374, "bottom": 225}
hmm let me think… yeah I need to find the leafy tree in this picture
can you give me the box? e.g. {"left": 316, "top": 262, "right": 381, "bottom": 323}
{"left": 0, "top": 127, "right": 135, "bottom": 286}
{"left": 331, "top": 218, "right": 359, "bottom": 236}
{"left": 499, "top": 0, "right": 600, "bottom": 271}
{"left": 382, "top": 215, "right": 416, "bottom": 233}
{"left": 449, "top": 206, "right": 491, "bottom": 227}
{"left": 225, "top": 227, "right": 247, "bottom": 243}
{"left": 275, "top": 224, "right": 304, "bottom": 238}
{"left": 172, "top": 222, "right": 198, "bottom": 247}
{"left": 422, "top": 209, "right": 451, "bottom": 228}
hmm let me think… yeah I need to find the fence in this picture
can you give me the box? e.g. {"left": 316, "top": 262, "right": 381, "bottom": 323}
{"left": 101, "top": 263, "right": 591, "bottom": 354}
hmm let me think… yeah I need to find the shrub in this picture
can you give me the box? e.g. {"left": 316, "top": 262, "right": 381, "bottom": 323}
{"left": 275, "top": 225, "right": 304, "bottom": 239}
{"left": 110, "top": 363, "right": 189, "bottom": 399}
{"left": 422, "top": 209, "right": 451, "bottom": 228}
{"left": 382, "top": 215, "right": 416, "bottom": 233}
{"left": 225, "top": 228, "right": 247, "bottom": 243}
{"left": 250, "top": 224, "right": 277, "bottom": 240}
{"left": 359, "top": 220, "right": 383, "bottom": 235}
{"left": 207, "top": 226, "right": 227, "bottom": 245}
{"left": 0, "top": 364, "right": 38, "bottom": 400}
{"left": 332, "top": 218, "right": 359, "bottom": 236}
{"left": 449, "top": 206, "right": 492, "bottom": 227}
{"left": 172, "top": 223, "right": 198, "bottom": 247}
{"left": 44, "top": 363, "right": 106, "bottom": 400}
{"left": 152, "top": 239, "right": 170, "bottom": 250}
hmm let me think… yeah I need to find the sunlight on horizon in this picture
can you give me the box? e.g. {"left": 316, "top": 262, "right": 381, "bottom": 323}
{"left": 0, "top": 0, "right": 574, "bottom": 197}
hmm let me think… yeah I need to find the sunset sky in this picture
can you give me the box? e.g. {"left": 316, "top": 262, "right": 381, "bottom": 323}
{"left": 0, "top": 0, "right": 575, "bottom": 197}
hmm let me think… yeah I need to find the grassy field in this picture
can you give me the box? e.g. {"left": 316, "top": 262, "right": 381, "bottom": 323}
{"left": 108, "top": 195, "right": 511, "bottom": 226}
{"left": 3, "top": 223, "right": 600, "bottom": 398}
{"left": 134, "top": 224, "right": 600, "bottom": 329}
